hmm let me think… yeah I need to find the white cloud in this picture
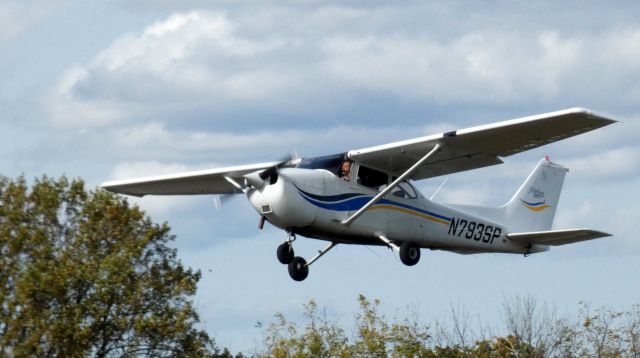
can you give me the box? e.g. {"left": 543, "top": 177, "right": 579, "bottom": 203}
{"left": 43, "top": 6, "right": 640, "bottom": 130}
{"left": 322, "top": 30, "right": 583, "bottom": 102}
{"left": 562, "top": 147, "right": 640, "bottom": 182}
{"left": 107, "top": 123, "right": 311, "bottom": 161}
{"left": 601, "top": 29, "right": 640, "bottom": 71}
{"left": 45, "top": 10, "right": 295, "bottom": 128}
{"left": 45, "top": 66, "right": 129, "bottom": 127}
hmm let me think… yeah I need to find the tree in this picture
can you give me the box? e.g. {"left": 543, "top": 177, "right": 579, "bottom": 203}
{"left": 258, "top": 295, "right": 640, "bottom": 358}
{"left": 261, "top": 299, "right": 350, "bottom": 358}
{"left": 260, "top": 295, "right": 432, "bottom": 358}
{"left": 501, "top": 294, "right": 559, "bottom": 357}
{"left": 0, "top": 176, "right": 218, "bottom": 357}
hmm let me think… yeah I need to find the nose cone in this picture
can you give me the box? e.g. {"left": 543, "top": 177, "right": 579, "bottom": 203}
{"left": 248, "top": 168, "right": 322, "bottom": 230}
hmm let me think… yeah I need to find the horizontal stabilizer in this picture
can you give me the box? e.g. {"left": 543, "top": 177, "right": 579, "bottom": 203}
{"left": 507, "top": 229, "right": 611, "bottom": 246}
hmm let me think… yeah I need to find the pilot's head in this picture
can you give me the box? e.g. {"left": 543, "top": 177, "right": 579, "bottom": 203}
{"left": 341, "top": 160, "right": 352, "bottom": 177}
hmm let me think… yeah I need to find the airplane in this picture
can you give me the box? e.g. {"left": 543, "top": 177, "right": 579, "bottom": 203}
{"left": 102, "top": 108, "right": 616, "bottom": 281}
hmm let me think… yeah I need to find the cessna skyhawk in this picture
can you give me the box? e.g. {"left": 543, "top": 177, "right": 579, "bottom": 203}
{"left": 102, "top": 108, "right": 615, "bottom": 281}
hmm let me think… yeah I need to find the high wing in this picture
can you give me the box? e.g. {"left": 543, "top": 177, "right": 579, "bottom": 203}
{"left": 101, "top": 162, "right": 279, "bottom": 197}
{"left": 507, "top": 229, "right": 611, "bottom": 246}
{"left": 348, "top": 108, "right": 616, "bottom": 180}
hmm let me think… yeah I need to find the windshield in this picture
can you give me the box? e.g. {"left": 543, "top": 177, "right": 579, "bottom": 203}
{"left": 297, "top": 153, "right": 346, "bottom": 176}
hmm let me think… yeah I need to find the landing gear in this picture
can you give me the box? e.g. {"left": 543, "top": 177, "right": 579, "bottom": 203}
{"left": 277, "top": 242, "right": 294, "bottom": 264}
{"left": 377, "top": 235, "right": 422, "bottom": 267}
{"left": 277, "top": 233, "right": 296, "bottom": 264}
{"left": 288, "top": 257, "right": 309, "bottom": 281}
{"left": 399, "top": 241, "right": 421, "bottom": 266}
{"left": 277, "top": 233, "right": 338, "bottom": 281}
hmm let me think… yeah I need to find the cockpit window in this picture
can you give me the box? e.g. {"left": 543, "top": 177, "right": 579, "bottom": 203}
{"left": 390, "top": 181, "right": 417, "bottom": 199}
{"left": 297, "top": 153, "right": 346, "bottom": 176}
{"left": 357, "top": 166, "right": 388, "bottom": 190}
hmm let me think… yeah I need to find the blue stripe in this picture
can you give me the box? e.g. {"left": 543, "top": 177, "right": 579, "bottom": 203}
{"left": 299, "top": 194, "right": 371, "bottom": 211}
{"left": 296, "top": 188, "right": 451, "bottom": 222}
{"left": 292, "top": 185, "right": 366, "bottom": 202}
{"left": 520, "top": 199, "right": 547, "bottom": 206}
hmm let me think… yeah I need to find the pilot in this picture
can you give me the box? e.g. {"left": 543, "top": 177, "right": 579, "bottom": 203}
{"left": 340, "top": 159, "right": 352, "bottom": 181}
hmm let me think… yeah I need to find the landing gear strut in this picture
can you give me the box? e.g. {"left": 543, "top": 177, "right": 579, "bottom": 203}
{"left": 277, "top": 233, "right": 338, "bottom": 281}
{"left": 378, "top": 235, "right": 422, "bottom": 266}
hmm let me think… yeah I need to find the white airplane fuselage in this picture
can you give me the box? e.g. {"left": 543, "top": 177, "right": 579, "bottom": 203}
{"left": 247, "top": 168, "right": 547, "bottom": 255}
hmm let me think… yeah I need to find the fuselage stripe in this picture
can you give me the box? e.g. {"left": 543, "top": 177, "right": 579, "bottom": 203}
{"left": 296, "top": 188, "right": 452, "bottom": 225}
{"left": 520, "top": 199, "right": 552, "bottom": 212}
{"left": 369, "top": 204, "right": 451, "bottom": 225}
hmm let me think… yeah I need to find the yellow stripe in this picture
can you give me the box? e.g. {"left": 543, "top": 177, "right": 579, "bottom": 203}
{"left": 523, "top": 204, "right": 552, "bottom": 212}
{"left": 369, "top": 204, "right": 450, "bottom": 225}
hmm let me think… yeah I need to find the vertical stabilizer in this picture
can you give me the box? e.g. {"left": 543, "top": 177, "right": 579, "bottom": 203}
{"left": 504, "top": 159, "right": 568, "bottom": 232}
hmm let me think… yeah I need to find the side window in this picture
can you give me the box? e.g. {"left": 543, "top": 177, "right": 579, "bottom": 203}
{"left": 390, "top": 181, "right": 418, "bottom": 199}
{"left": 357, "top": 166, "right": 388, "bottom": 191}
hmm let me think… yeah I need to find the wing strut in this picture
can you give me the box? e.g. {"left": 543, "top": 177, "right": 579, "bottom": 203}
{"left": 223, "top": 175, "right": 247, "bottom": 193}
{"left": 342, "top": 144, "right": 441, "bottom": 226}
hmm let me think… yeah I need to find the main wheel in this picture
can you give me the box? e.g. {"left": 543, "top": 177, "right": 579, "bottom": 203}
{"left": 277, "top": 242, "right": 294, "bottom": 264}
{"left": 399, "top": 242, "right": 421, "bottom": 266}
{"left": 288, "top": 256, "right": 309, "bottom": 281}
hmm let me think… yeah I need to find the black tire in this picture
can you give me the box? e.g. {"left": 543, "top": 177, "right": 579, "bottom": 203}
{"left": 288, "top": 256, "right": 309, "bottom": 281}
{"left": 277, "top": 242, "right": 294, "bottom": 264}
{"left": 399, "top": 241, "right": 421, "bottom": 266}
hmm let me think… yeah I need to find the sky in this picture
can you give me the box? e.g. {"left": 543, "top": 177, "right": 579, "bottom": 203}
{"left": 1, "top": 0, "right": 639, "bottom": 353}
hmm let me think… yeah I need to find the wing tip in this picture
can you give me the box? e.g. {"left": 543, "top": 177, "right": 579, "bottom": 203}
{"left": 591, "top": 230, "right": 613, "bottom": 238}
{"left": 566, "top": 107, "right": 618, "bottom": 125}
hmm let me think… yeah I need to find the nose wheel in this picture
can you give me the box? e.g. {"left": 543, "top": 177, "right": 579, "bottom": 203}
{"left": 277, "top": 242, "right": 294, "bottom": 264}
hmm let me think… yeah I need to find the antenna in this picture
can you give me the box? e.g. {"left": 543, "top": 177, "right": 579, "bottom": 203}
{"left": 429, "top": 178, "right": 448, "bottom": 201}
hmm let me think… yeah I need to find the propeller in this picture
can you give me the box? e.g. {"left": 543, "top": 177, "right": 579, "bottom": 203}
{"left": 253, "top": 153, "right": 298, "bottom": 188}
{"left": 214, "top": 188, "right": 243, "bottom": 209}
{"left": 214, "top": 152, "right": 299, "bottom": 209}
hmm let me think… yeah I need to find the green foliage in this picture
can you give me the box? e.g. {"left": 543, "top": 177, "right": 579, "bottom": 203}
{"left": 0, "top": 176, "right": 218, "bottom": 357}
{"left": 258, "top": 295, "right": 640, "bottom": 358}
{"left": 262, "top": 300, "right": 349, "bottom": 358}
{"left": 260, "top": 295, "right": 432, "bottom": 358}
{"left": 552, "top": 302, "right": 640, "bottom": 358}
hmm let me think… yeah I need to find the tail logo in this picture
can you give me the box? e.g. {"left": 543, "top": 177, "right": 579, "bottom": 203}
{"left": 520, "top": 199, "right": 552, "bottom": 212}
{"left": 527, "top": 186, "right": 544, "bottom": 198}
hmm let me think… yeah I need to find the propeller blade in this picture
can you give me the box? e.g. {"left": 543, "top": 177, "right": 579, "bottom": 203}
{"left": 257, "top": 154, "right": 297, "bottom": 182}
{"left": 214, "top": 188, "right": 243, "bottom": 209}
{"left": 215, "top": 152, "right": 298, "bottom": 209}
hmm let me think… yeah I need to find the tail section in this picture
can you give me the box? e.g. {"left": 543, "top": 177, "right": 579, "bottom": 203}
{"left": 503, "top": 158, "right": 568, "bottom": 232}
